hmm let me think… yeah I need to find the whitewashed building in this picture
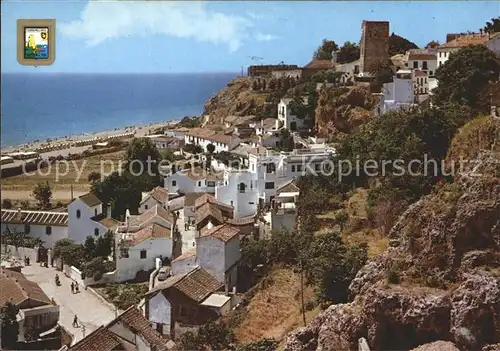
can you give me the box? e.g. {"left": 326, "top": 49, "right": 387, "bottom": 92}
{"left": 335, "top": 59, "right": 361, "bottom": 84}
{"left": 378, "top": 70, "right": 415, "bottom": 114}
{"left": 68, "top": 193, "right": 118, "bottom": 244}
{"left": 407, "top": 52, "right": 437, "bottom": 77}
{"left": 271, "top": 69, "right": 302, "bottom": 79}
{"left": 145, "top": 135, "right": 183, "bottom": 150}
{"left": 164, "top": 167, "right": 222, "bottom": 195}
{"left": 184, "top": 128, "right": 240, "bottom": 153}
{"left": 412, "top": 70, "right": 429, "bottom": 96}
{"left": 139, "top": 186, "right": 170, "bottom": 213}
{"left": 277, "top": 97, "right": 311, "bottom": 132}
{"left": 115, "top": 205, "right": 175, "bottom": 282}
{"left": 437, "top": 32, "right": 494, "bottom": 68}
{"left": 1, "top": 209, "right": 68, "bottom": 248}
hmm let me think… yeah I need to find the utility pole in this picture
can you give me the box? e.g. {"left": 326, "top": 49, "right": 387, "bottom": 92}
{"left": 300, "top": 255, "right": 306, "bottom": 327}
{"left": 70, "top": 184, "right": 74, "bottom": 201}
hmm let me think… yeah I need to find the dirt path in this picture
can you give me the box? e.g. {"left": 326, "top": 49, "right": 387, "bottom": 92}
{"left": 1, "top": 189, "right": 89, "bottom": 204}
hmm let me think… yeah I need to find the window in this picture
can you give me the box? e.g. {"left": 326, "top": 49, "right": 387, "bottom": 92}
{"left": 172, "top": 180, "right": 177, "bottom": 186}
{"left": 439, "top": 52, "right": 442, "bottom": 58}
{"left": 238, "top": 182, "right": 246, "bottom": 193}
{"left": 94, "top": 209, "right": 98, "bottom": 216}
{"left": 265, "top": 163, "right": 276, "bottom": 173}
{"left": 291, "top": 165, "right": 296, "bottom": 172}
{"left": 413, "top": 61, "right": 418, "bottom": 69}
{"left": 265, "top": 182, "right": 275, "bottom": 189}
{"left": 120, "top": 248, "right": 129, "bottom": 258}
{"left": 297, "top": 165, "right": 303, "bottom": 172}
{"left": 249, "top": 202, "right": 255, "bottom": 205}
{"left": 144, "top": 204, "right": 148, "bottom": 210}
{"left": 24, "top": 224, "right": 30, "bottom": 234}
{"left": 140, "top": 250, "right": 147, "bottom": 259}
{"left": 198, "top": 181, "right": 202, "bottom": 187}
{"left": 94, "top": 228, "right": 99, "bottom": 236}
{"left": 76, "top": 210, "right": 81, "bottom": 219}
{"left": 315, "top": 163, "right": 320, "bottom": 171}
{"left": 251, "top": 164, "right": 255, "bottom": 171}
{"left": 207, "top": 181, "right": 215, "bottom": 187}
{"left": 422, "top": 61, "right": 428, "bottom": 70}
{"left": 46, "top": 226, "right": 52, "bottom": 235}
{"left": 429, "top": 71, "right": 433, "bottom": 76}
{"left": 354, "top": 65, "right": 360, "bottom": 74}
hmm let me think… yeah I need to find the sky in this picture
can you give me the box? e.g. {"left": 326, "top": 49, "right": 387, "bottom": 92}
{"left": 1, "top": 0, "right": 499, "bottom": 74}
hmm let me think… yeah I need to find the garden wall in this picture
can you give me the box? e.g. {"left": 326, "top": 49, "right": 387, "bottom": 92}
{"left": 62, "top": 264, "right": 85, "bottom": 287}
{"left": 5, "top": 245, "right": 38, "bottom": 263}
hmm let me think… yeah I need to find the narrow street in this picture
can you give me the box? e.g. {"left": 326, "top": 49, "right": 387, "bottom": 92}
{"left": 22, "top": 264, "right": 117, "bottom": 345}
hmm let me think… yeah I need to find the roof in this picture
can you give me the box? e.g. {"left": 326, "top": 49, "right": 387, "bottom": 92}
{"left": 148, "top": 268, "right": 223, "bottom": 303}
{"left": 277, "top": 179, "right": 300, "bottom": 193}
{"left": 71, "top": 306, "right": 174, "bottom": 351}
{"left": 172, "top": 248, "right": 196, "bottom": 263}
{"left": 439, "top": 33, "right": 490, "bottom": 49}
{"left": 78, "top": 193, "right": 103, "bottom": 207}
{"left": 195, "top": 203, "right": 224, "bottom": 225}
{"left": 136, "top": 204, "right": 174, "bottom": 226}
{"left": 128, "top": 223, "right": 171, "bottom": 246}
{"left": 200, "top": 293, "right": 231, "bottom": 308}
{"left": 184, "top": 192, "right": 208, "bottom": 206}
{"left": 200, "top": 224, "right": 240, "bottom": 242}
{"left": 1, "top": 209, "right": 68, "bottom": 227}
{"left": 185, "top": 167, "right": 207, "bottom": 181}
{"left": 226, "top": 215, "right": 255, "bottom": 226}
{"left": 141, "top": 186, "right": 169, "bottom": 205}
{"left": 413, "top": 70, "right": 427, "bottom": 77}
{"left": 185, "top": 128, "right": 232, "bottom": 144}
{"left": 303, "top": 59, "right": 334, "bottom": 70}
{"left": 0, "top": 269, "right": 52, "bottom": 307}
{"left": 91, "top": 214, "right": 119, "bottom": 229}
{"left": 194, "top": 194, "right": 233, "bottom": 211}
{"left": 258, "top": 118, "right": 278, "bottom": 130}
{"left": 408, "top": 53, "right": 436, "bottom": 60}
{"left": 248, "top": 146, "right": 268, "bottom": 156}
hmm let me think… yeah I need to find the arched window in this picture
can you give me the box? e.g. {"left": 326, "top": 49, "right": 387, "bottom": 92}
{"left": 238, "top": 182, "right": 246, "bottom": 193}
{"left": 94, "top": 228, "right": 99, "bottom": 236}
{"left": 76, "top": 210, "right": 81, "bottom": 219}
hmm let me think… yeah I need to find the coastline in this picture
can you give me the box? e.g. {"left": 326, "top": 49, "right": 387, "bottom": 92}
{"left": 0, "top": 119, "right": 181, "bottom": 154}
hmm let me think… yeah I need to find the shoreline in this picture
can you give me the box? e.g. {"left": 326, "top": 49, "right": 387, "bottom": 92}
{"left": 0, "top": 119, "right": 182, "bottom": 155}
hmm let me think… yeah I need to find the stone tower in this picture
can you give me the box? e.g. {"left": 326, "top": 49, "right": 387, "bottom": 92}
{"left": 359, "top": 20, "right": 390, "bottom": 74}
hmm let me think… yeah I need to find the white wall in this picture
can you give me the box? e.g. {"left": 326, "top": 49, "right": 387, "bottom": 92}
{"left": 383, "top": 78, "right": 413, "bottom": 104}
{"left": 116, "top": 237, "right": 172, "bottom": 282}
{"left": 184, "top": 135, "right": 240, "bottom": 153}
{"left": 271, "top": 70, "right": 302, "bottom": 79}
{"left": 164, "top": 130, "right": 185, "bottom": 139}
{"left": 437, "top": 49, "right": 453, "bottom": 68}
{"left": 164, "top": 171, "right": 216, "bottom": 195}
{"left": 68, "top": 198, "right": 107, "bottom": 244}
{"left": 487, "top": 35, "right": 500, "bottom": 55}
{"left": 215, "top": 171, "right": 258, "bottom": 218}
{"left": 196, "top": 236, "right": 226, "bottom": 283}
{"left": 172, "top": 255, "right": 198, "bottom": 276}
{"left": 277, "top": 100, "right": 307, "bottom": 132}
{"left": 407, "top": 58, "right": 437, "bottom": 76}
{"left": 139, "top": 197, "right": 161, "bottom": 214}
{"left": 1, "top": 223, "right": 67, "bottom": 248}
{"left": 148, "top": 292, "right": 171, "bottom": 329}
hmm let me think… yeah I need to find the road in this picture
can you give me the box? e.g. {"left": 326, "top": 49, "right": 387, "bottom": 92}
{"left": 22, "top": 264, "right": 117, "bottom": 345}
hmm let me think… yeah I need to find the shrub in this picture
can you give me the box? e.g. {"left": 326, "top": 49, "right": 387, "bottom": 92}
{"left": 387, "top": 263, "right": 400, "bottom": 284}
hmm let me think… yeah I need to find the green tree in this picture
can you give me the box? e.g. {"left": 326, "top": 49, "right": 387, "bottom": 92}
{"left": 434, "top": 45, "right": 500, "bottom": 112}
{"left": 87, "top": 171, "right": 101, "bottom": 183}
{"left": 53, "top": 239, "right": 85, "bottom": 268}
{"left": 337, "top": 41, "right": 361, "bottom": 64}
{"left": 32, "top": 182, "right": 52, "bottom": 209}
{"left": 483, "top": 16, "right": 500, "bottom": 33}
{"left": 2, "top": 199, "right": 13, "bottom": 209}
{"left": 0, "top": 302, "right": 19, "bottom": 349}
{"left": 206, "top": 143, "right": 216, "bottom": 154}
{"left": 370, "top": 60, "right": 394, "bottom": 92}
{"left": 183, "top": 143, "right": 203, "bottom": 154}
{"left": 95, "top": 230, "right": 114, "bottom": 258}
{"left": 335, "top": 210, "right": 349, "bottom": 231}
{"left": 313, "top": 39, "right": 339, "bottom": 60}
{"left": 388, "top": 33, "right": 419, "bottom": 56}
{"left": 124, "top": 138, "right": 161, "bottom": 192}
{"left": 159, "top": 148, "right": 175, "bottom": 162}
{"left": 84, "top": 236, "right": 96, "bottom": 259}
{"left": 236, "top": 338, "right": 279, "bottom": 351}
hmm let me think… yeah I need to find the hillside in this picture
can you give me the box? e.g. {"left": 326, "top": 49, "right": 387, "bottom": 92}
{"left": 284, "top": 118, "right": 500, "bottom": 351}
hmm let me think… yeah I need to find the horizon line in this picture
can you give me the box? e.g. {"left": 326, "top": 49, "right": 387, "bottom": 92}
{"left": 1, "top": 71, "right": 241, "bottom": 75}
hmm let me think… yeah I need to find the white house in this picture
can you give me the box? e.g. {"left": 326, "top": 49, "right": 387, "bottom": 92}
{"left": 164, "top": 128, "right": 188, "bottom": 140}
{"left": 164, "top": 167, "right": 222, "bottom": 195}
{"left": 115, "top": 205, "right": 175, "bottom": 282}
{"left": 139, "top": 186, "right": 170, "bottom": 214}
{"left": 378, "top": 70, "right": 415, "bottom": 114}
{"left": 184, "top": 128, "right": 240, "bottom": 153}
{"left": 249, "top": 118, "right": 279, "bottom": 136}
{"left": 437, "top": 32, "right": 494, "bottom": 68}
{"left": 277, "top": 97, "right": 311, "bottom": 132}
{"left": 145, "top": 135, "right": 183, "bottom": 150}
{"left": 68, "top": 193, "right": 118, "bottom": 244}
{"left": 335, "top": 59, "right": 360, "bottom": 84}
{"left": 412, "top": 70, "right": 429, "bottom": 96}
{"left": 1, "top": 209, "right": 68, "bottom": 248}
{"left": 216, "top": 147, "right": 334, "bottom": 217}
{"left": 407, "top": 52, "right": 437, "bottom": 77}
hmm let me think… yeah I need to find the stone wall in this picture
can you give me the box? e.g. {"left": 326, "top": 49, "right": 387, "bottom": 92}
{"left": 360, "top": 21, "right": 390, "bottom": 74}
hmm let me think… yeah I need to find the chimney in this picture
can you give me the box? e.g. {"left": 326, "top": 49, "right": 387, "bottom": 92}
{"left": 106, "top": 204, "right": 112, "bottom": 219}
{"left": 125, "top": 209, "right": 131, "bottom": 226}
{"left": 492, "top": 106, "right": 498, "bottom": 119}
{"left": 16, "top": 208, "right": 22, "bottom": 221}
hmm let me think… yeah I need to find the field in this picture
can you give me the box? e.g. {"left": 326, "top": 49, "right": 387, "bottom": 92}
{"left": 1, "top": 151, "right": 125, "bottom": 206}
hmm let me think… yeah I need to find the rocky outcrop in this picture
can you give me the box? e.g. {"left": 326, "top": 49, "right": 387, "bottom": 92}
{"left": 314, "top": 86, "right": 378, "bottom": 138}
{"left": 411, "top": 341, "right": 460, "bottom": 351}
{"left": 285, "top": 149, "right": 500, "bottom": 351}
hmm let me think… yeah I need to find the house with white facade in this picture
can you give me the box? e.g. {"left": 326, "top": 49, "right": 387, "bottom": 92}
{"left": 277, "top": 97, "right": 311, "bottom": 132}
{"left": 1, "top": 209, "right": 68, "bottom": 248}
{"left": 377, "top": 70, "right": 415, "bottom": 114}
{"left": 70, "top": 306, "right": 174, "bottom": 351}
{"left": 271, "top": 69, "right": 302, "bottom": 79}
{"left": 407, "top": 51, "right": 437, "bottom": 77}
{"left": 437, "top": 32, "right": 496, "bottom": 68}
{"left": 145, "top": 135, "right": 183, "bottom": 150}
{"left": 139, "top": 186, "right": 170, "bottom": 214}
{"left": 335, "top": 59, "right": 361, "bottom": 84}
{"left": 184, "top": 128, "right": 240, "bottom": 153}
{"left": 115, "top": 205, "right": 176, "bottom": 282}
{"left": 194, "top": 194, "right": 234, "bottom": 233}
{"left": 216, "top": 147, "right": 334, "bottom": 217}
{"left": 67, "top": 193, "right": 119, "bottom": 244}
{"left": 413, "top": 70, "right": 429, "bottom": 96}
{"left": 164, "top": 128, "right": 188, "bottom": 140}
{"left": 164, "top": 167, "right": 222, "bottom": 195}
{"left": 145, "top": 223, "right": 241, "bottom": 337}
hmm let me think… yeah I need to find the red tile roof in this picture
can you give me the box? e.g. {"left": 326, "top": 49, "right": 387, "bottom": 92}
{"left": 303, "top": 59, "right": 334, "bottom": 70}
{"left": 1, "top": 209, "right": 68, "bottom": 227}
{"left": 194, "top": 194, "right": 233, "bottom": 211}
{"left": 132, "top": 205, "right": 174, "bottom": 226}
{"left": 70, "top": 326, "right": 121, "bottom": 351}
{"left": 143, "top": 186, "right": 169, "bottom": 205}
{"left": 408, "top": 53, "right": 436, "bottom": 60}
{"left": 200, "top": 224, "right": 240, "bottom": 242}
{"left": 195, "top": 203, "right": 224, "bottom": 225}
{"left": 129, "top": 223, "right": 171, "bottom": 246}
{"left": 439, "top": 33, "right": 489, "bottom": 48}
{"left": 0, "top": 269, "right": 52, "bottom": 307}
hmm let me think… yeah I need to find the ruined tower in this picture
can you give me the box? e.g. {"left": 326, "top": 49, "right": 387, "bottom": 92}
{"left": 359, "top": 20, "right": 390, "bottom": 75}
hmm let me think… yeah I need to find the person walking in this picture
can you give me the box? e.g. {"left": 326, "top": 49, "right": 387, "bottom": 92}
{"left": 72, "top": 315, "right": 78, "bottom": 328}
{"left": 75, "top": 283, "right": 80, "bottom": 294}
{"left": 71, "top": 282, "right": 75, "bottom": 294}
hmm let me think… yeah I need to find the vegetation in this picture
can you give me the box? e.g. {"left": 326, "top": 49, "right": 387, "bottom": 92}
{"left": 102, "top": 283, "right": 148, "bottom": 310}
{"left": 388, "top": 33, "right": 419, "bottom": 56}
{"left": 183, "top": 143, "right": 204, "bottom": 154}
{"left": 0, "top": 302, "right": 19, "bottom": 349}
{"left": 337, "top": 41, "right": 360, "bottom": 64}
{"left": 235, "top": 338, "right": 279, "bottom": 351}
{"left": 4, "top": 231, "right": 44, "bottom": 249}
{"left": 207, "top": 143, "right": 216, "bottom": 154}
{"left": 434, "top": 44, "right": 500, "bottom": 113}
{"left": 483, "top": 16, "right": 500, "bottom": 33}
{"left": 313, "top": 39, "right": 338, "bottom": 60}
{"left": 2, "top": 198, "right": 13, "bottom": 209}
{"left": 177, "top": 116, "right": 201, "bottom": 128}
{"left": 32, "top": 181, "right": 52, "bottom": 209}
{"left": 180, "top": 321, "right": 235, "bottom": 351}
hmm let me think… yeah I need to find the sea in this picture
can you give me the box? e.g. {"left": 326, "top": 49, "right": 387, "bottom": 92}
{"left": 1, "top": 72, "right": 238, "bottom": 147}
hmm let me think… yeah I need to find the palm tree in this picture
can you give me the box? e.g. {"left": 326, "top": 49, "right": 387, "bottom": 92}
{"left": 370, "top": 60, "right": 394, "bottom": 92}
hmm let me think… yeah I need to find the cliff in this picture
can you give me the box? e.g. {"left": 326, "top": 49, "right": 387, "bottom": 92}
{"left": 285, "top": 123, "right": 500, "bottom": 351}
{"left": 314, "top": 86, "right": 378, "bottom": 138}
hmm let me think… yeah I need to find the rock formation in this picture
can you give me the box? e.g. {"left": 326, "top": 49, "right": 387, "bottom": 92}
{"left": 285, "top": 148, "right": 500, "bottom": 351}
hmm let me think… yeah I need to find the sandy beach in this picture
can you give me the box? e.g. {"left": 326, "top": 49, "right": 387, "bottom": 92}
{"left": 1, "top": 119, "right": 181, "bottom": 155}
